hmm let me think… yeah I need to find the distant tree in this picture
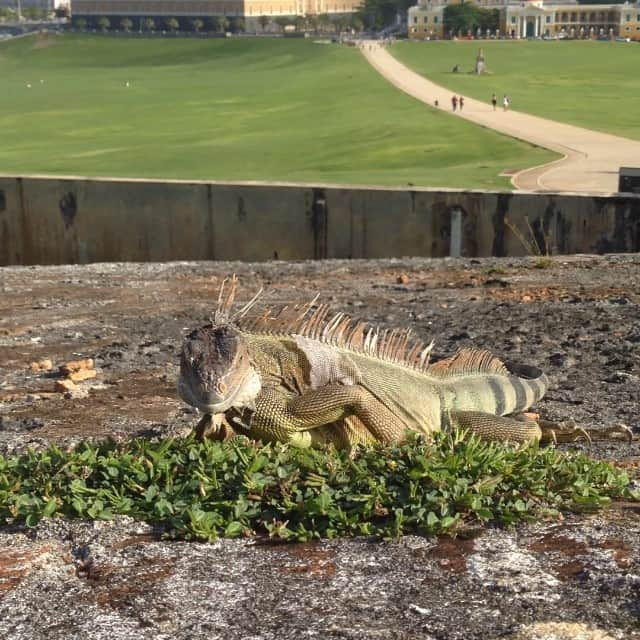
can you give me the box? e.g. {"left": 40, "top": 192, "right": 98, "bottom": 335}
{"left": 215, "top": 16, "right": 230, "bottom": 32}
{"left": 350, "top": 15, "right": 364, "bottom": 32}
{"left": 358, "top": 0, "right": 410, "bottom": 30}
{"left": 293, "top": 15, "right": 306, "bottom": 30}
{"left": 306, "top": 15, "right": 318, "bottom": 31}
{"left": 74, "top": 16, "right": 87, "bottom": 29}
{"left": 274, "top": 16, "right": 291, "bottom": 32}
{"left": 165, "top": 17, "right": 179, "bottom": 31}
{"left": 332, "top": 15, "right": 349, "bottom": 32}
{"left": 120, "top": 17, "right": 133, "bottom": 31}
{"left": 443, "top": 5, "right": 498, "bottom": 36}
{"left": 23, "top": 7, "right": 47, "bottom": 19}
{"left": 479, "top": 8, "right": 499, "bottom": 32}
{"left": 317, "top": 13, "right": 331, "bottom": 32}
{"left": 191, "top": 17, "right": 204, "bottom": 32}
{"left": 97, "top": 16, "right": 111, "bottom": 32}
{"left": 54, "top": 5, "right": 70, "bottom": 18}
{"left": 143, "top": 17, "right": 155, "bottom": 31}
{"left": 258, "top": 15, "right": 270, "bottom": 31}
{"left": 445, "top": 4, "right": 477, "bottom": 35}
{"left": 229, "top": 16, "right": 245, "bottom": 32}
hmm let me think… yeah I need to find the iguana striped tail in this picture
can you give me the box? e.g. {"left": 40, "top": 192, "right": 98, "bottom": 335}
{"left": 428, "top": 349, "right": 549, "bottom": 418}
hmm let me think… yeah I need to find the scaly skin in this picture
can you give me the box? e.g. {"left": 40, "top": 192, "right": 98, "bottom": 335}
{"left": 180, "top": 331, "right": 562, "bottom": 448}
{"left": 178, "top": 284, "right": 632, "bottom": 449}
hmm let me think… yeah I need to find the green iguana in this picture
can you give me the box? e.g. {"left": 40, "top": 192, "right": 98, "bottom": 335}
{"left": 178, "top": 278, "right": 631, "bottom": 449}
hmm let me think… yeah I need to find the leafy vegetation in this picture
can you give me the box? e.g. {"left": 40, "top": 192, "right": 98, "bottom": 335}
{"left": 165, "top": 17, "right": 179, "bottom": 32}
{"left": 0, "top": 432, "right": 635, "bottom": 542}
{"left": 0, "top": 7, "right": 16, "bottom": 21}
{"left": 20, "top": 7, "right": 49, "bottom": 19}
{"left": 258, "top": 15, "right": 271, "bottom": 31}
{"left": 357, "top": 0, "right": 413, "bottom": 30}
{"left": 0, "top": 35, "right": 554, "bottom": 189}
{"left": 443, "top": 4, "right": 500, "bottom": 36}
{"left": 215, "top": 16, "right": 230, "bottom": 33}
{"left": 97, "top": 16, "right": 110, "bottom": 32}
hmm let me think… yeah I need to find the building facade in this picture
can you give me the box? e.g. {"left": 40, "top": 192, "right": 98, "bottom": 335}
{"left": 70, "top": 0, "right": 360, "bottom": 20}
{"left": 0, "top": 0, "right": 68, "bottom": 11}
{"left": 408, "top": 0, "right": 640, "bottom": 41}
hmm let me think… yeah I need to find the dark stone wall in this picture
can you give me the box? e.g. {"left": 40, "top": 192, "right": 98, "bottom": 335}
{"left": 1, "top": 175, "right": 638, "bottom": 265}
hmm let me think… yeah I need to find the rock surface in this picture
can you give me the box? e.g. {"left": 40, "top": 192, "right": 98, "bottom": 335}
{"left": 0, "top": 255, "right": 639, "bottom": 639}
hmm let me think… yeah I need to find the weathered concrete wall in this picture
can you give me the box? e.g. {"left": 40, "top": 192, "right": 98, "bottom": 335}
{"left": 0, "top": 176, "right": 639, "bottom": 265}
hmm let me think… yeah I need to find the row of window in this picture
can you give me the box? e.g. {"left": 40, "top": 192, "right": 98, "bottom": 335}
{"left": 411, "top": 26, "right": 640, "bottom": 35}
{"left": 412, "top": 14, "right": 438, "bottom": 24}
{"left": 555, "top": 12, "right": 639, "bottom": 22}
{"left": 74, "top": 1, "right": 242, "bottom": 10}
{"left": 74, "top": 0, "right": 357, "bottom": 11}
{"left": 508, "top": 12, "right": 639, "bottom": 24}
{"left": 425, "top": 0, "right": 502, "bottom": 4}
{"left": 246, "top": 4, "right": 350, "bottom": 11}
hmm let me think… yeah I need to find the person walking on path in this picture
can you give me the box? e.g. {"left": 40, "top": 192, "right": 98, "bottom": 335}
{"left": 358, "top": 39, "right": 640, "bottom": 193}
{"left": 459, "top": 96, "right": 464, "bottom": 111}
{"left": 452, "top": 95, "right": 458, "bottom": 112}
{"left": 491, "top": 93, "right": 497, "bottom": 110}
{"left": 503, "top": 95, "right": 510, "bottom": 112}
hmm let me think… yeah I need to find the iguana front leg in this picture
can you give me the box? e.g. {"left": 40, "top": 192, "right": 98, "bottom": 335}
{"left": 247, "top": 383, "right": 407, "bottom": 446}
{"left": 194, "top": 413, "right": 236, "bottom": 441}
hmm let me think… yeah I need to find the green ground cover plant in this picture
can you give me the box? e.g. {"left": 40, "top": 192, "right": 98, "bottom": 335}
{"left": 0, "top": 432, "right": 635, "bottom": 541}
{"left": 0, "top": 34, "right": 555, "bottom": 189}
{"left": 390, "top": 40, "right": 640, "bottom": 140}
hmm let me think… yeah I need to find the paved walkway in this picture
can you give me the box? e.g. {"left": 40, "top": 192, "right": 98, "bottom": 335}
{"left": 361, "top": 42, "right": 640, "bottom": 193}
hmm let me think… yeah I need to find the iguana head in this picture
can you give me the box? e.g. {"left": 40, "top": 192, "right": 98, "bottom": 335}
{"left": 178, "top": 323, "right": 261, "bottom": 414}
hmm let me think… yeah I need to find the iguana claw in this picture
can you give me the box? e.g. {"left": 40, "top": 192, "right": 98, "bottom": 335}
{"left": 539, "top": 419, "right": 592, "bottom": 445}
{"left": 194, "top": 413, "right": 234, "bottom": 441}
{"left": 539, "top": 419, "right": 633, "bottom": 446}
{"left": 594, "top": 423, "right": 634, "bottom": 443}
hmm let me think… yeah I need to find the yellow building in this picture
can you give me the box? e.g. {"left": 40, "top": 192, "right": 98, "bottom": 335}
{"left": 408, "top": 0, "right": 640, "bottom": 41}
{"left": 71, "top": 0, "right": 360, "bottom": 21}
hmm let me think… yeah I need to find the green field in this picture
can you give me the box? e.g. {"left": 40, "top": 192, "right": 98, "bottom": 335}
{"left": 391, "top": 40, "right": 640, "bottom": 141}
{"left": 0, "top": 34, "right": 555, "bottom": 189}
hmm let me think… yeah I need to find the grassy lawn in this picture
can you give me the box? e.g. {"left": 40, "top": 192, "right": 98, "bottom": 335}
{"left": 390, "top": 40, "right": 640, "bottom": 141}
{"left": 0, "top": 33, "right": 556, "bottom": 189}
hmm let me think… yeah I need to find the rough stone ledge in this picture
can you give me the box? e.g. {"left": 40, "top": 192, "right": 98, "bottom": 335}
{"left": 1, "top": 255, "right": 639, "bottom": 638}
{"left": 0, "top": 513, "right": 638, "bottom": 640}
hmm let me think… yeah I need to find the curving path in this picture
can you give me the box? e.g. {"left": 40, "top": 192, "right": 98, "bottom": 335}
{"left": 361, "top": 41, "right": 640, "bottom": 193}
